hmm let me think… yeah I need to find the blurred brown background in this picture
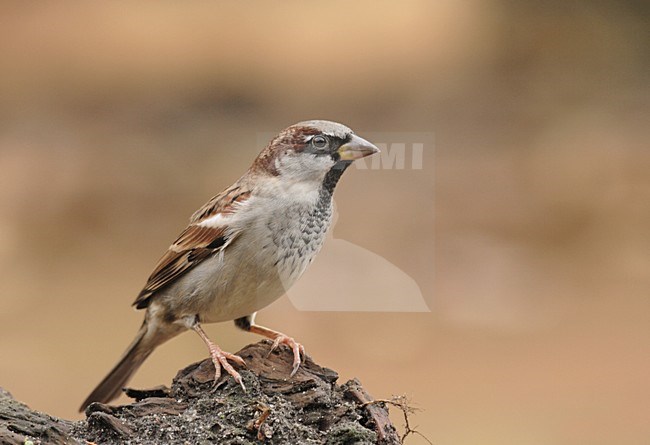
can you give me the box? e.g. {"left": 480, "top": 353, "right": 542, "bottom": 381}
{"left": 0, "top": 2, "right": 648, "bottom": 444}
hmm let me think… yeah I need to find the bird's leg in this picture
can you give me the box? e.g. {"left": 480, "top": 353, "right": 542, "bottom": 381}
{"left": 190, "top": 319, "right": 246, "bottom": 390}
{"left": 234, "top": 314, "right": 305, "bottom": 376}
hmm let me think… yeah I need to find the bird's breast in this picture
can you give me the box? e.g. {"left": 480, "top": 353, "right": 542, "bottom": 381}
{"left": 265, "top": 199, "right": 333, "bottom": 283}
{"left": 189, "top": 194, "right": 333, "bottom": 322}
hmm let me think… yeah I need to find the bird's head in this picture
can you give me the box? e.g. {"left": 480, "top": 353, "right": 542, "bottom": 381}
{"left": 253, "top": 120, "right": 379, "bottom": 182}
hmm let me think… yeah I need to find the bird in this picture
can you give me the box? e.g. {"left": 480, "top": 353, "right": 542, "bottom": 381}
{"left": 80, "top": 120, "right": 379, "bottom": 411}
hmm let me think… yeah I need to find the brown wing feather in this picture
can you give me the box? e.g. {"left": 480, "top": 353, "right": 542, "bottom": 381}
{"left": 133, "top": 185, "right": 251, "bottom": 309}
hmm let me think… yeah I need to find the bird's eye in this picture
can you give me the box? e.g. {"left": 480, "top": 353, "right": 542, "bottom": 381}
{"left": 311, "top": 135, "right": 328, "bottom": 149}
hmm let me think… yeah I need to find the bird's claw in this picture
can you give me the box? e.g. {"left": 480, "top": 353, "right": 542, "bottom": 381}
{"left": 268, "top": 335, "right": 305, "bottom": 376}
{"left": 208, "top": 347, "right": 247, "bottom": 391}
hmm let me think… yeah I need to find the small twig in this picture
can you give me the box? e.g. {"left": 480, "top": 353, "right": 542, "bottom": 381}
{"left": 246, "top": 401, "right": 272, "bottom": 441}
{"left": 362, "top": 395, "right": 432, "bottom": 444}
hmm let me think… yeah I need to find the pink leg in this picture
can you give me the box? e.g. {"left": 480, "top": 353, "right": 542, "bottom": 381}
{"left": 192, "top": 323, "right": 246, "bottom": 390}
{"left": 248, "top": 324, "right": 305, "bottom": 376}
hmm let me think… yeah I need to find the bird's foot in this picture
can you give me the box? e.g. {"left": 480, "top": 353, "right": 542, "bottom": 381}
{"left": 268, "top": 335, "right": 305, "bottom": 376}
{"left": 207, "top": 343, "right": 246, "bottom": 391}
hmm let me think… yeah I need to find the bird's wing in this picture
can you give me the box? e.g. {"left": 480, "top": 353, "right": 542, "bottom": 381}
{"left": 133, "top": 185, "right": 251, "bottom": 309}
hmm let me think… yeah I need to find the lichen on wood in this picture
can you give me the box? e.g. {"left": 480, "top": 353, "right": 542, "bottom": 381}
{"left": 1, "top": 340, "right": 401, "bottom": 444}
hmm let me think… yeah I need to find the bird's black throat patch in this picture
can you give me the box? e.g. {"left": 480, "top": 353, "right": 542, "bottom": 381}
{"left": 320, "top": 161, "right": 352, "bottom": 201}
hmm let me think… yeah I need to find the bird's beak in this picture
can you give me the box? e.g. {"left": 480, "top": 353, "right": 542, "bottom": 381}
{"left": 338, "top": 134, "right": 380, "bottom": 161}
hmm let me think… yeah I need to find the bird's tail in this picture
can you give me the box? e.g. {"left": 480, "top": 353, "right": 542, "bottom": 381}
{"left": 79, "top": 321, "right": 155, "bottom": 412}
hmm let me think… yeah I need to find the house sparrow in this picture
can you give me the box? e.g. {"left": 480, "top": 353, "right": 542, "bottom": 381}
{"left": 80, "top": 120, "right": 379, "bottom": 411}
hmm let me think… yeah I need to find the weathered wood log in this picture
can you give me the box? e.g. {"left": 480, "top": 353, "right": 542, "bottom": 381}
{"left": 1, "top": 340, "right": 401, "bottom": 444}
{"left": 0, "top": 388, "right": 80, "bottom": 445}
